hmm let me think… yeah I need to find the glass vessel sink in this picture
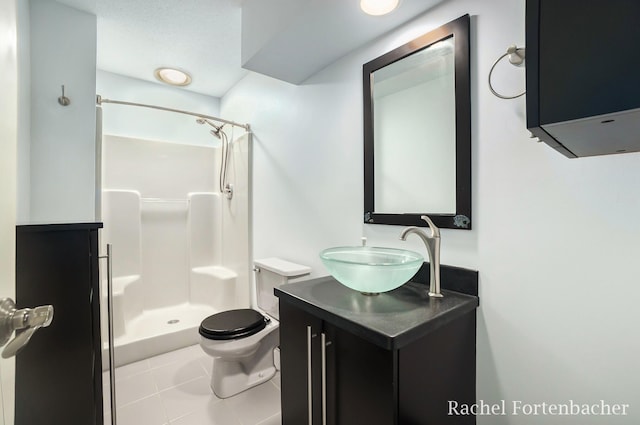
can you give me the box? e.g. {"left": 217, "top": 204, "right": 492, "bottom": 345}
{"left": 319, "top": 246, "right": 424, "bottom": 294}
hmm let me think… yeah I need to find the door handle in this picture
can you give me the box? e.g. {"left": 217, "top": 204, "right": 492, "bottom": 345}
{"left": 321, "top": 333, "right": 327, "bottom": 425}
{"left": 307, "top": 326, "right": 314, "bottom": 425}
{"left": 0, "top": 298, "right": 54, "bottom": 358}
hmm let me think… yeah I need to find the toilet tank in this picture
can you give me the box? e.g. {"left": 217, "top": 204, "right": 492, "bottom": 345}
{"left": 254, "top": 258, "right": 311, "bottom": 320}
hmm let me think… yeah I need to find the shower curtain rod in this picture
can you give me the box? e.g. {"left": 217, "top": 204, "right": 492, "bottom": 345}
{"left": 96, "top": 95, "right": 251, "bottom": 131}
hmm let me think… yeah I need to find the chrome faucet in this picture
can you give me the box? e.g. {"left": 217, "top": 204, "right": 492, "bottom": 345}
{"left": 399, "top": 215, "right": 443, "bottom": 298}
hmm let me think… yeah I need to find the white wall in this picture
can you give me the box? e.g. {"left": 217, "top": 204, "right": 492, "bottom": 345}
{"left": 223, "top": 0, "right": 640, "bottom": 423}
{"left": 16, "top": 0, "right": 30, "bottom": 224}
{"left": 29, "top": 0, "right": 97, "bottom": 223}
{"left": 97, "top": 70, "right": 221, "bottom": 147}
{"left": 0, "top": 1, "right": 18, "bottom": 422}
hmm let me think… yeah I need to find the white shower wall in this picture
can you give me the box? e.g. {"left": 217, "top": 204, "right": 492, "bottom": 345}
{"left": 102, "top": 134, "right": 250, "bottom": 366}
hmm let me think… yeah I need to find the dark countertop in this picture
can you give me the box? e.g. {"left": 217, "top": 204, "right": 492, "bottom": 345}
{"left": 275, "top": 276, "right": 479, "bottom": 350}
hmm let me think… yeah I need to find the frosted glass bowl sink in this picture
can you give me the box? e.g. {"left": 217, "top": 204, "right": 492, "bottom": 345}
{"left": 319, "top": 246, "right": 424, "bottom": 294}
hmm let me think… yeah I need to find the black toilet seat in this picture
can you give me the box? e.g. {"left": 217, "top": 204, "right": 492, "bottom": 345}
{"left": 199, "top": 309, "right": 268, "bottom": 340}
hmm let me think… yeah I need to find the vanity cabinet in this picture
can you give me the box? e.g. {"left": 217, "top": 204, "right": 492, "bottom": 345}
{"left": 277, "top": 275, "right": 479, "bottom": 425}
{"left": 279, "top": 302, "right": 395, "bottom": 424}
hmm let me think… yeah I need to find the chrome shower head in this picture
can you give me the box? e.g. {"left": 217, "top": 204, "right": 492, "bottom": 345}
{"left": 196, "top": 118, "right": 225, "bottom": 140}
{"left": 210, "top": 129, "right": 222, "bottom": 140}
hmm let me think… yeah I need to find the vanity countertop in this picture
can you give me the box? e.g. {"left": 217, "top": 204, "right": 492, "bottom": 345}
{"left": 275, "top": 276, "right": 479, "bottom": 350}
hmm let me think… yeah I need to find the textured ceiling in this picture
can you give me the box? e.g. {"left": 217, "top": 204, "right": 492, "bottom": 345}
{"left": 57, "top": 0, "right": 247, "bottom": 98}
{"left": 55, "top": 0, "right": 445, "bottom": 98}
{"left": 241, "top": 0, "right": 446, "bottom": 84}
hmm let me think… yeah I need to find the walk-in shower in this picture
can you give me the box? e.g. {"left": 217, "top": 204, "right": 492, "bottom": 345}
{"left": 97, "top": 98, "right": 251, "bottom": 368}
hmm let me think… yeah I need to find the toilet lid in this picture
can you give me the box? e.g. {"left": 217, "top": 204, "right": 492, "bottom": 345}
{"left": 199, "top": 309, "right": 267, "bottom": 340}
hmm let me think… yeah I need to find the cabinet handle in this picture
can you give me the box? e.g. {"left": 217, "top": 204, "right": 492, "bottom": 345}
{"left": 100, "top": 244, "right": 117, "bottom": 425}
{"left": 307, "top": 326, "right": 313, "bottom": 425}
{"left": 321, "top": 333, "right": 328, "bottom": 425}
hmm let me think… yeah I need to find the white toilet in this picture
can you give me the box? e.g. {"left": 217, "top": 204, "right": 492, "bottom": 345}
{"left": 199, "top": 258, "right": 311, "bottom": 398}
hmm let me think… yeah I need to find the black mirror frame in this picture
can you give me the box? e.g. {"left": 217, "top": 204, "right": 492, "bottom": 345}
{"left": 363, "top": 14, "right": 471, "bottom": 230}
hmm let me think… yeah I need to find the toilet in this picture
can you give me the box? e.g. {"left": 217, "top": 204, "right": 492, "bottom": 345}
{"left": 199, "top": 257, "right": 311, "bottom": 398}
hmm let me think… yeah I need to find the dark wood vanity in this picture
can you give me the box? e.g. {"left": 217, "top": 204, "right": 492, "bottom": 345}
{"left": 276, "top": 266, "right": 479, "bottom": 425}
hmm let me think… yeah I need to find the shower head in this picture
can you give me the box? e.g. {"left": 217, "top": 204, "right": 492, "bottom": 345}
{"left": 210, "top": 129, "right": 221, "bottom": 140}
{"left": 196, "top": 118, "right": 225, "bottom": 140}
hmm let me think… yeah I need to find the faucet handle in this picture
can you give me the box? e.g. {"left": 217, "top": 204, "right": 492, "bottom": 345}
{"left": 420, "top": 215, "right": 440, "bottom": 238}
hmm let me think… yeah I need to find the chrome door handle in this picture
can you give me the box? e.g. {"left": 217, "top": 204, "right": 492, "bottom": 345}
{"left": 0, "top": 298, "right": 54, "bottom": 358}
{"left": 307, "top": 326, "right": 314, "bottom": 425}
{"left": 99, "top": 244, "right": 117, "bottom": 425}
{"left": 321, "top": 333, "right": 327, "bottom": 425}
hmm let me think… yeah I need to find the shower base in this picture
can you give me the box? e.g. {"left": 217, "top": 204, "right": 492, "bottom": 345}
{"left": 106, "top": 303, "right": 216, "bottom": 367}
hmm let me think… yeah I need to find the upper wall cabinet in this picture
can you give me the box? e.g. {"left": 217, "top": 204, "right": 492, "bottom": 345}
{"left": 526, "top": 0, "right": 640, "bottom": 158}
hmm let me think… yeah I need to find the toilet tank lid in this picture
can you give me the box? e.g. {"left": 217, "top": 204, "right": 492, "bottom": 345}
{"left": 254, "top": 257, "right": 311, "bottom": 277}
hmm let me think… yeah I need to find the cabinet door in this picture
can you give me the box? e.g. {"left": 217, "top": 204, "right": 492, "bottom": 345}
{"left": 15, "top": 227, "right": 103, "bottom": 425}
{"left": 279, "top": 301, "right": 323, "bottom": 425}
{"left": 279, "top": 301, "right": 397, "bottom": 425}
{"left": 324, "top": 322, "right": 396, "bottom": 425}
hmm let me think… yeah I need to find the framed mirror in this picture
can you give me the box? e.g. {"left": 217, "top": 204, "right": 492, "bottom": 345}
{"left": 363, "top": 14, "right": 471, "bottom": 229}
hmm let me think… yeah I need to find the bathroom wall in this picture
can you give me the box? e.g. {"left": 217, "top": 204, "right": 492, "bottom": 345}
{"left": 28, "top": 0, "right": 97, "bottom": 223}
{"left": 16, "top": 0, "right": 30, "bottom": 224}
{"left": 222, "top": 0, "right": 640, "bottom": 423}
{"left": 0, "top": 1, "right": 19, "bottom": 423}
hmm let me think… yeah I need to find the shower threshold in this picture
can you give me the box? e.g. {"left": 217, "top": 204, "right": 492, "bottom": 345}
{"left": 104, "top": 302, "right": 217, "bottom": 368}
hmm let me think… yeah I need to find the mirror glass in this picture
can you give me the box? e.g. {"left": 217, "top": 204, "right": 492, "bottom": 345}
{"left": 363, "top": 15, "right": 471, "bottom": 229}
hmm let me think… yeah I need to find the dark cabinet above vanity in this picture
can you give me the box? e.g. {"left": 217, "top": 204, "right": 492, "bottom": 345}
{"left": 276, "top": 269, "right": 479, "bottom": 425}
{"left": 526, "top": 0, "right": 640, "bottom": 157}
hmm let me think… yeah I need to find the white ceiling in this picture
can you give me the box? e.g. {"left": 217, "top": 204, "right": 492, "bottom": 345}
{"left": 55, "top": 0, "right": 445, "bottom": 98}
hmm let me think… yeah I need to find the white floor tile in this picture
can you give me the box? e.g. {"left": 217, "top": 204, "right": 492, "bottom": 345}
{"left": 112, "top": 344, "right": 281, "bottom": 425}
{"left": 225, "top": 381, "right": 281, "bottom": 425}
{"left": 169, "top": 401, "right": 241, "bottom": 425}
{"left": 159, "top": 376, "right": 220, "bottom": 421}
{"left": 198, "top": 356, "right": 213, "bottom": 376}
{"left": 149, "top": 345, "right": 200, "bottom": 369}
{"left": 117, "top": 395, "right": 168, "bottom": 425}
{"left": 152, "top": 358, "right": 207, "bottom": 391}
{"left": 116, "top": 358, "right": 151, "bottom": 381}
{"left": 256, "top": 412, "right": 281, "bottom": 425}
{"left": 116, "top": 370, "right": 158, "bottom": 407}
{"left": 270, "top": 372, "right": 281, "bottom": 389}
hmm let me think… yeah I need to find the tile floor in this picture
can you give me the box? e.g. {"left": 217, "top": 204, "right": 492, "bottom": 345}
{"left": 104, "top": 344, "right": 281, "bottom": 425}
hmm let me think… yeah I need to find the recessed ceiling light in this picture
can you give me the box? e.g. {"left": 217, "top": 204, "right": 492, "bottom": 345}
{"left": 154, "top": 67, "right": 192, "bottom": 86}
{"left": 360, "top": 0, "right": 399, "bottom": 16}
